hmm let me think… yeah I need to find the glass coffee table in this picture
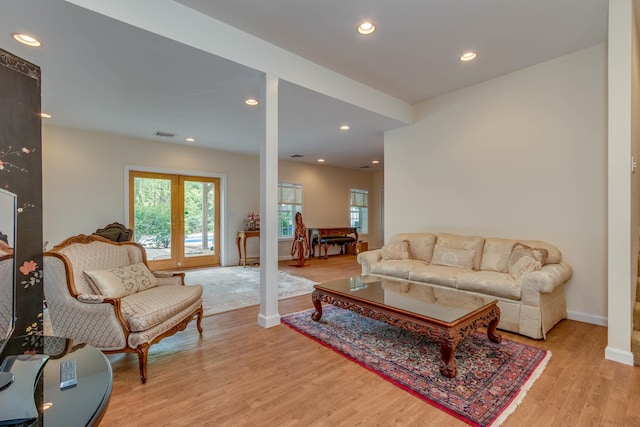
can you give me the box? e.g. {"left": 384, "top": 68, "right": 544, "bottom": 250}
{"left": 311, "top": 275, "right": 502, "bottom": 378}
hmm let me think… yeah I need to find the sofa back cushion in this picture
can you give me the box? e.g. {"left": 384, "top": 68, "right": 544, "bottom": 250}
{"left": 381, "top": 240, "right": 411, "bottom": 260}
{"left": 481, "top": 237, "right": 562, "bottom": 271}
{"left": 59, "top": 241, "right": 136, "bottom": 295}
{"left": 480, "top": 238, "right": 518, "bottom": 272}
{"left": 433, "top": 233, "right": 485, "bottom": 270}
{"left": 389, "top": 233, "right": 437, "bottom": 262}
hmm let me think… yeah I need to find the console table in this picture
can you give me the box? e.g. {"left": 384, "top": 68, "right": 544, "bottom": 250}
{"left": 307, "top": 227, "right": 358, "bottom": 258}
{"left": 0, "top": 335, "right": 112, "bottom": 426}
{"left": 236, "top": 230, "right": 260, "bottom": 267}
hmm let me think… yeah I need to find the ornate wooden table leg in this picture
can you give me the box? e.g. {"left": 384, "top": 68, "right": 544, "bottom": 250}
{"left": 236, "top": 235, "right": 242, "bottom": 266}
{"left": 487, "top": 315, "right": 502, "bottom": 343}
{"left": 439, "top": 338, "right": 458, "bottom": 379}
{"left": 311, "top": 290, "right": 323, "bottom": 321}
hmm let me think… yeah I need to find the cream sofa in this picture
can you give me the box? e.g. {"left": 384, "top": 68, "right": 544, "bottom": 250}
{"left": 44, "top": 234, "right": 203, "bottom": 383}
{"left": 357, "top": 232, "right": 573, "bottom": 339}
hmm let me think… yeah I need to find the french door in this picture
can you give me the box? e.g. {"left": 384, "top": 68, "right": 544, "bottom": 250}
{"left": 128, "top": 171, "right": 220, "bottom": 270}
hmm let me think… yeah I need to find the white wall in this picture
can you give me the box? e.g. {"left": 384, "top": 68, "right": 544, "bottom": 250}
{"left": 385, "top": 44, "right": 607, "bottom": 323}
{"left": 42, "top": 125, "right": 376, "bottom": 264}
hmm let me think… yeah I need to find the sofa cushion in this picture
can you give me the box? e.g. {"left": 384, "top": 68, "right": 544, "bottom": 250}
{"left": 371, "top": 260, "right": 428, "bottom": 279}
{"left": 121, "top": 284, "right": 203, "bottom": 332}
{"left": 507, "top": 243, "right": 546, "bottom": 279}
{"left": 85, "top": 262, "right": 159, "bottom": 298}
{"left": 435, "top": 233, "right": 485, "bottom": 270}
{"left": 381, "top": 240, "right": 411, "bottom": 260}
{"left": 389, "top": 233, "right": 437, "bottom": 262}
{"left": 480, "top": 238, "right": 518, "bottom": 272}
{"left": 408, "top": 265, "right": 469, "bottom": 288}
{"left": 456, "top": 271, "right": 522, "bottom": 300}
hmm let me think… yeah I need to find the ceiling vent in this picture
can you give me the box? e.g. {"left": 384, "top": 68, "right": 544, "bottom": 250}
{"left": 359, "top": 165, "right": 371, "bottom": 169}
{"left": 154, "top": 131, "right": 175, "bottom": 138}
{"left": 290, "top": 154, "right": 304, "bottom": 158}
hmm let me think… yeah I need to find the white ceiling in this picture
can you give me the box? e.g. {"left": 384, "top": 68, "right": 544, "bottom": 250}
{"left": 1, "top": 0, "right": 608, "bottom": 171}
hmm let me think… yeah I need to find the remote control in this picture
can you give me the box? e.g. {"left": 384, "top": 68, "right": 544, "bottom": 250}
{"left": 59, "top": 359, "right": 77, "bottom": 390}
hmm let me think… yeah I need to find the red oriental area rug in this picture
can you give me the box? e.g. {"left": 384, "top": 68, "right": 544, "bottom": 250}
{"left": 282, "top": 305, "right": 550, "bottom": 427}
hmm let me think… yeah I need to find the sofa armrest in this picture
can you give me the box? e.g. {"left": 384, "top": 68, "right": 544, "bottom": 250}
{"left": 521, "top": 262, "right": 573, "bottom": 293}
{"left": 154, "top": 271, "right": 185, "bottom": 286}
{"left": 357, "top": 249, "right": 382, "bottom": 275}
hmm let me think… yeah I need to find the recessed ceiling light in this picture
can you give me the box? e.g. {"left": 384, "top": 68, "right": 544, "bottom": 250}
{"left": 339, "top": 124, "right": 350, "bottom": 131}
{"left": 245, "top": 98, "right": 259, "bottom": 106}
{"left": 372, "top": 160, "right": 380, "bottom": 164}
{"left": 39, "top": 112, "right": 51, "bottom": 118}
{"left": 186, "top": 138, "right": 195, "bottom": 142}
{"left": 317, "top": 158, "right": 325, "bottom": 163}
{"left": 460, "top": 51, "right": 477, "bottom": 62}
{"left": 357, "top": 21, "right": 376, "bottom": 35}
{"left": 12, "top": 33, "right": 41, "bottom": 47}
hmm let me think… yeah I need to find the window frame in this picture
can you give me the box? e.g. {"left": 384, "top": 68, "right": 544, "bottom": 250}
{"left": 278, "top": 183, "right": 303, "bottom": 239}
{"left": 349, "top": 188, "right": 369, "bottom": 234}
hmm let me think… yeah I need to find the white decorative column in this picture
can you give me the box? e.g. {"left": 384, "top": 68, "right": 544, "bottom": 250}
{"left": 258, "top": 73, "right": 280, "bottom": 328}
{"left": 606, "top": 0, "right": 635, "bottom": 365}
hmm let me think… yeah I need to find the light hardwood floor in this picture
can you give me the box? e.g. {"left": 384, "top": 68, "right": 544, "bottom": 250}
{"left": 99, "top": 255, "right": 640, "bottom": 427}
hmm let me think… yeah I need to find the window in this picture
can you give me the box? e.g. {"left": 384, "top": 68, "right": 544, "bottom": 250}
{"left": 278, "top": 183, "right": 302, "bottom": 238}
{"left": 350, "top": 188, "right": 368, "bottom": 234}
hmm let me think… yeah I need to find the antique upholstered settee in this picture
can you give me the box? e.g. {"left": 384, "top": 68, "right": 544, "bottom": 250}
{"left": 357, "top": 232, "right": 573, "bottom": 339}
{"left": 43, "top": 234, "right": 203, "bottom": 383}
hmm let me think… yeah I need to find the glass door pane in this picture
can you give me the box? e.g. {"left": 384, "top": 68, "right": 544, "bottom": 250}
{"left": 131, "top": 174, "right": 175, "bottom": 269}
{"left": 129, "top": 171, "right": 220, "bottom": 270}
{"left": 181, "top": 176, "right": 220, "bottom": 268}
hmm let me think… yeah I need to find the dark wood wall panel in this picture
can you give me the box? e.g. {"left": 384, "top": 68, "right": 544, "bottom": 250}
{"left": 0, "top": 48, "right": 43, "bottom": 338}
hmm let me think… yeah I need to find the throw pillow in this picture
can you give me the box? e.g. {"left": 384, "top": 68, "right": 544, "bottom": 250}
{"left": 507, "top": 243, "right": 547, "bottom": 279}
{"left": 430, "top": 244, "right": 476, "bottom": 269}
{"left": 508, "top": 256, "right": 542, "bottom": 279}
{"left": 381, "top": 240, "right": 411, "bottom": 260}
{"left": 84, "top": 262, "right": 159, "bottom": 298}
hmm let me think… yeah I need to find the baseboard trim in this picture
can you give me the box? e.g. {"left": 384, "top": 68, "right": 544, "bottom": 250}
{"left": 605, "top": 346, "right": 634, "bottom": 366}
{"left": 567, "top": 310, "right": 607, "bottom": 327}
{"left": 257, "top": 313, "right": 281, "bottom": 328}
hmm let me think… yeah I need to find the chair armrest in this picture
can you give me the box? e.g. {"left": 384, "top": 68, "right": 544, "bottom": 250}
{"left": 521, "top": 262, "right": 573, "bottom": 293}
{"left": 77, "top": 294, "right": 108, "bottom": 304}
{"left": 154, "top": 271, "right": 185, "bottom": 286}
{"left": 357, "top": 249, "right": 382, "bottom": 275}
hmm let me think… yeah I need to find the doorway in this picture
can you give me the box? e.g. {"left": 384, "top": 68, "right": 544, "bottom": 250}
{"left": 128, "top": 171, "right": 221, "bottom": 270}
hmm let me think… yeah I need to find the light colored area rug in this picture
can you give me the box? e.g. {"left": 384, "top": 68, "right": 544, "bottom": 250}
{"left": 184, "top": 266, "right": 318, "bottom": 317}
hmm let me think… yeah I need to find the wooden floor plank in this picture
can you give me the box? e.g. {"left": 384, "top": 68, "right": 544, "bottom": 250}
{"left": 97, "top": 254, "right": 640, "bottom": 427}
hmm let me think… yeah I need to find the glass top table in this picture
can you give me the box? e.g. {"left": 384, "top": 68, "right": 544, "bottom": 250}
{"left": 0, "top": 335, "right": 112, "bottom": 426}
{"left": 311, "top": 275, "right": 502, "bottom": 378}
